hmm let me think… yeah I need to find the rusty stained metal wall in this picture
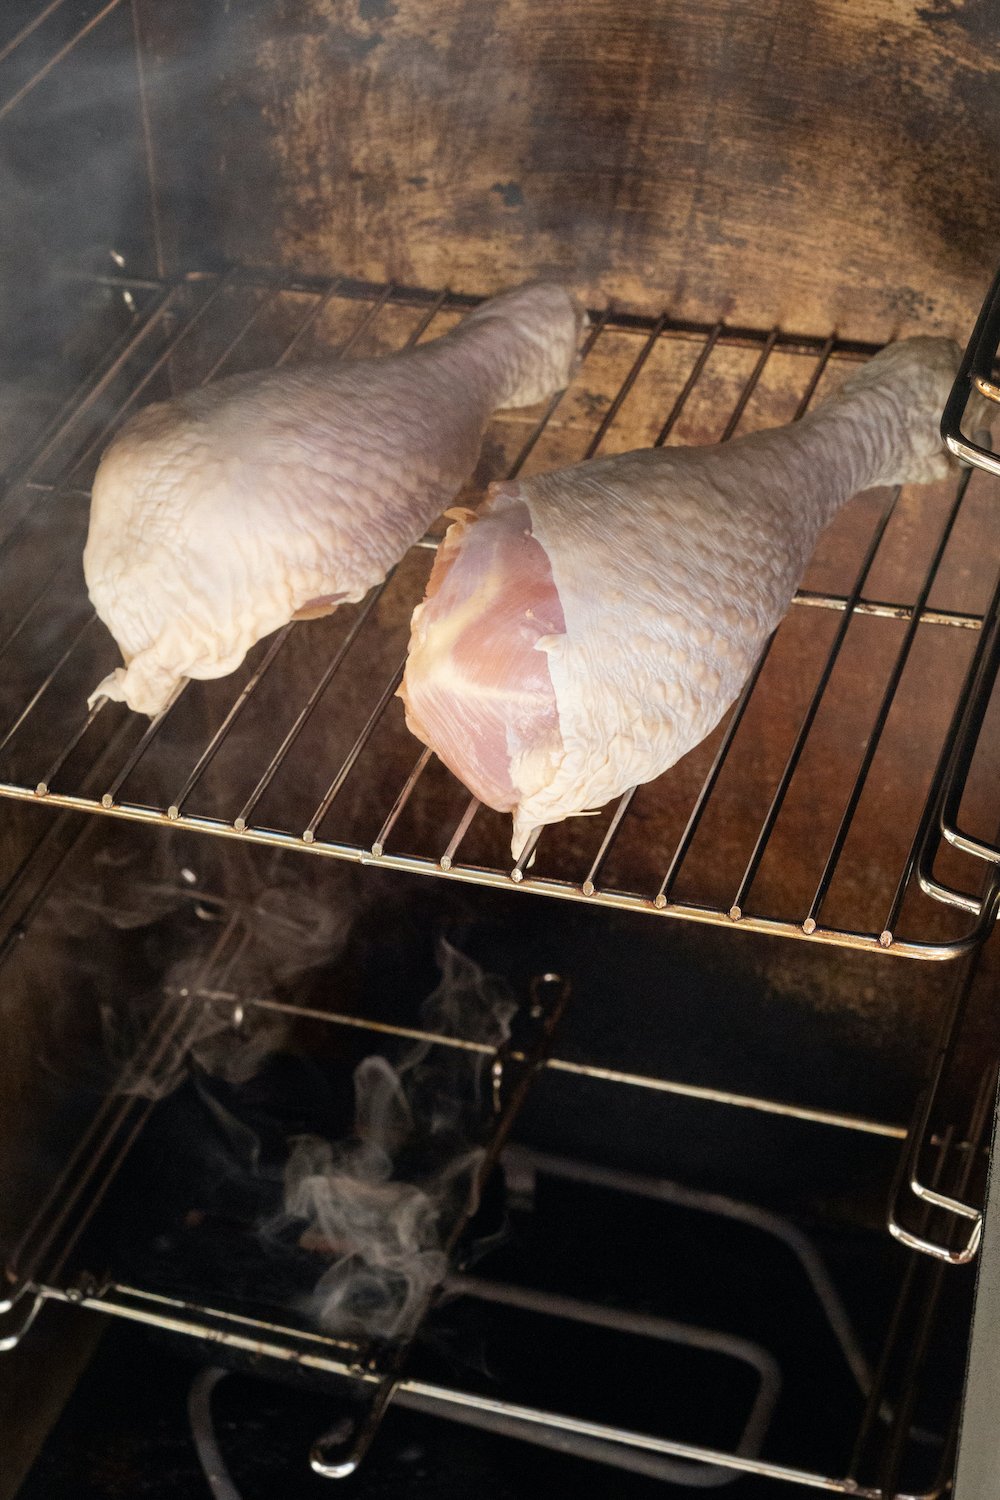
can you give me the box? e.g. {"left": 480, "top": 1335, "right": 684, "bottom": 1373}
{"left": 137, "top": 0, "right": 1000, "bottom": 340}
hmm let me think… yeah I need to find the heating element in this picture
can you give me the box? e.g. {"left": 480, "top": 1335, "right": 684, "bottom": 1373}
{"left": 2, "top": 270, "right": 1000, "bottom": 961}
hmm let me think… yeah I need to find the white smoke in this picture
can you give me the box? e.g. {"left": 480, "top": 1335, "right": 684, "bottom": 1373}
{"left": 76, "top": 836, "right": 358, "bottom": 1101}
{"left": 281, "top": 940, "right": 517, "bottom": 1342}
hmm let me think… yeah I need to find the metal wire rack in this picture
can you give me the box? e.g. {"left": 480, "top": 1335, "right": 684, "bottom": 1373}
{"left": 2, "top": 268, "right": 1000, "bottom": 960}
{"left": 0, "top": 920, "right": 988, "bottom": 1497}
{"left": 0, "top": 797, "right": 990, "bottom": 1496}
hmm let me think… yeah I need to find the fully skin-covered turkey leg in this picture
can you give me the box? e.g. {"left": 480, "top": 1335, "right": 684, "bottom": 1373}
{"left": 84, "top": 282, "right": 585, "bottom": 716}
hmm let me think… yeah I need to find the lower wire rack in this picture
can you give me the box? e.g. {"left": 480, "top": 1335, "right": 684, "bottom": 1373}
{"left": 0, "top": 957, "right": 982, "bottom": 1499}
{"left": 2, "top": 268, "right": 1000, "bottom": 958}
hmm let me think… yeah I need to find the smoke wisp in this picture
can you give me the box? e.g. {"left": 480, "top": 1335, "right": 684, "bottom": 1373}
{"left": 279, "top": 939, "right": 517, "bottom": 1343}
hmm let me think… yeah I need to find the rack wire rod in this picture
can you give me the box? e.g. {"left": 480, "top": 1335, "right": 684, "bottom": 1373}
{"left": 1, "top": 284, "right": 175, "bottom": 498}
{"left": 239, "top": 994, "right": 496, "bottom": 1056}
{"left": 884, "top": 575, "right": 1000, "bottom": 941}
{"left": 371, "top": 747, "right": 433, "bottom": 857}
{"left": 14, "top": 915, "right": 245, "bottom": 1295}
{"left": 0, "top": 809, "right": 94, "bottom": 960}
{"left": 303, "top": 660, "right": 407, "bottom": 842}
{"left": 581, "top": 787, "right": 638, "bottom": 895}
{"left": 100, "top": 1283, "right": 360, "bottom": 1357}
{"left": 0, "top": 612, "right": 97, "bottom": 757}
{"left": 728, "top": 486, "right": 904, "bottom": 922}
{"left": 197, "top": 271, "right": 876, "bottom": 359}
{"left": 401, "top": 288, "right": 451, "bottom": 349}
{"left": 439, "top": 796, "right": 481, "bottom": 870}
{"left": 64, "top": 271, "right": 172, "bottom": 293}
{"left": 187, "top": 988, "right": 907, "bottom": 1138}
{"left": 0, "top": 0, "right": 126, "bottom": 121}
{"left": 273, "top": 278, "right": 346, "bottom": 364}
{"left": 0, "top": 770, "right": 983, "bottom": 959}
{"left": 24, "top": 482, "right": 114, "bottom": 499}
{"left": 803, "top": 463, "right": 977, "bottom": 930}
{"left": 39, "top": 1282, "right": 369, "bottom": 1375}
{"left": 653, "top": 324, "right": 723, "bottom": 446}
{"left": 0, "top": 563, "right": 68, "bottom": 664}
{"left": 719, "top": 329, "right": 779, "bottom": 441}
{"left": 511, "top": 826, "right": 543, "bottom": 881}
{"left": 234, "top": 583, "right": 392, "bottom": 831}
{"left": 506, "top": 306, "right": 612, "bottom": 477}
{"left": 546, "top": 1058, "right": 910, "bottom": 1137}
{"left": 62, "top": 271, "right": 241, "bottom": 485}
{"left": 198, "top": 287, "right": 283, "bottom": 385}
{"left": 99, "top": 691, "right": 183, "bottom": 808}
{"left": 794, "top": 335, "right": 837, "bottom": 416}
{"left": 395, "top": 1379, "right": 765, "bottom": 1490}
{"left": 0, "top": 814, "right": 102, "bottom": 971}
{"left": 654, "top": 647, "right": 772, "bottom": 907}
{"left": 582, "top": 314, "right": 668, "bottom": 459}
{"left": 128, "top": 0, "right": 165, "bottom": 283}
{"left": 791, "top": 594, "right": 983, "bottom": 630}
{"left": 392, "top": 1378, "right": 885, "bottom": 1497}
{"left": 35, "top": 696, "right": 107, "bottom": 797}
{"left": 0, "top": 0, "right": 84, "bottom": 64}
{"left": 336, "top": 281, "right": 396, "bottom": 358}
{"left": 166, "top": 624, "right": 296, "bottom": 821}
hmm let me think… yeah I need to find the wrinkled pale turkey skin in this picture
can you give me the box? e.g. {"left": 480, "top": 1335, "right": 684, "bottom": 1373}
{"left": 84, "top": 282, "right": 585, "bottom": 715}
{"left": 400, "top": 337, "right": 969, "bottom": 856}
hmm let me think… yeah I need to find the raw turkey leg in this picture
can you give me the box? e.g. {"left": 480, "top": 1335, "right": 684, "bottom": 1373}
{"left": 84, "top": 282, "right": 585, "bottom": 715}
{"left": 400, "top": 337, "right": 974, "bottom": 857}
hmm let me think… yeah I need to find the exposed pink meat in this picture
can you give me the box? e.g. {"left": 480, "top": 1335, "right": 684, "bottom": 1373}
{"left": 401, "top": 501, "right": 564, "bottom": 810}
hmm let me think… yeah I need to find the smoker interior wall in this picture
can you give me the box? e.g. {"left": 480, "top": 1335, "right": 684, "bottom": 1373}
{"left": 0, "top": 2, "right": 156, "bottom": 477}
{"left": 138, "top": 0, "right": 1000, "bottom": 340}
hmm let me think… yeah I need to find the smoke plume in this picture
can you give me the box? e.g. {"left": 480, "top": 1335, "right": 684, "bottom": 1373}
{"left": 280, "top": 939, "right": 517, "bottom": 1342}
